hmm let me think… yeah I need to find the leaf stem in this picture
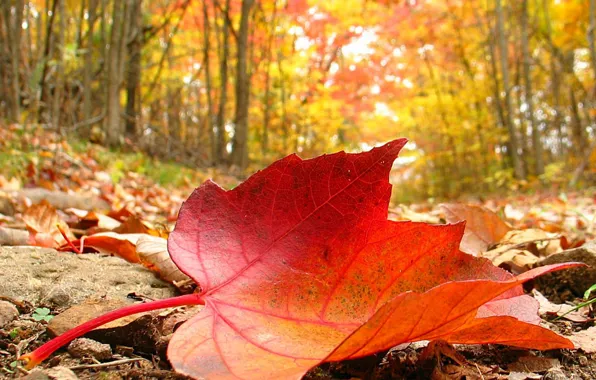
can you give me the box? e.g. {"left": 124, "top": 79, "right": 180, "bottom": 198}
{"left": 20, "top": 294, "right": 204, "bottom": 368}
{"left": 57, "top": 224, "right": 81, "bottom": 254}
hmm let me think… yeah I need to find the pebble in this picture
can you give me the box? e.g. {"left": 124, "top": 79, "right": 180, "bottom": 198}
{"left": 23, "top": 367, "right": 79, "bottom": 380}
{"left": 67, "top": 337, "right": 112, "bottom": 361}
{"left": 0, "top": 300, "right": 19, "bottom": 329}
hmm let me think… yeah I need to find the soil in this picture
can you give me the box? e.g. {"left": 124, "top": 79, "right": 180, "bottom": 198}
{"left": 0, "top": 247, "right": 594, "bottom": 379}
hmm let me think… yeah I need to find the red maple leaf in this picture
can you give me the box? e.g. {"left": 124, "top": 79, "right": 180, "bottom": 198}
{"left": 22, "top": 139, "right": 580, "bottom": 379}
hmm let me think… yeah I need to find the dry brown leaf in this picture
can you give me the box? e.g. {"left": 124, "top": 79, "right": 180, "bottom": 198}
{"left": 485, "top": 248, "right": 540, "bottom": 271}
{"left": 21, "top": 200, "right": 74, "bottom": 248}
{"left": 136, "top": 235, "right": 191, "bottom": 284}
{"left": 389, "top": 205, "right": 441, "bottom": 224}
{"left": 532, "top": 290, "right": 590, "bottom": 323}
{"left": 499, "top": 229, "right": 562, "bottom": 256}
{"left": 483, "top": 229, "right": 563, "bottom": 272}
{"left": 567, "top": 326, "right": 596, "bottom": 353}
{"left": 113, "top": 215, "right": 150, "bottom": 234}
{"left": 441, "top": 203, "right": 511, "bottom": 255}
{"left": 82, "top": 212, "right": 122, "bottom": 230}
{"left": 507, "top": 355, "right": 560, "bottom": 373}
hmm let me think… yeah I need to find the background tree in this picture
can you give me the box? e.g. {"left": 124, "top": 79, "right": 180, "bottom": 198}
{"left": 0, "top": 0, "right": 595, "bottom": 201}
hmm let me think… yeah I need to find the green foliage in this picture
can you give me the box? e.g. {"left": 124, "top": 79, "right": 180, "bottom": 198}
{"left": 8, "top": 328, "right": 19, "bottom": 340}
{"left": 32, "top": 307, "right": 53, "bottom": 322}
{"left": 555, "top": 283, "right": 596, "bottom": 321}
{"left": 585, "top": 284, "right": 596, "bottom": 299}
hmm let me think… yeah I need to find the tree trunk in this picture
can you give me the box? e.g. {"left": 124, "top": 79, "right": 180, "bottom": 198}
{"left": 76, "top": 0, "right": 85, "bottom": 48}
{"left": 0, "top": 5, "right": 10, "bottom": 119}
{"left": 543, "top": 0, "right": 564, "bottom": 156}
{"left": 521, "top": 0, "right": 543, "bottom": 175}
{"left": 231, "top": 0, "right": 255, "bottom": 170}
{"left": 589, "top": 0, "right": 596, "bottom": 91}
{"left": 569, "top": 86, "right": 587, "bottom": 157}
{"left": 83, "top": 0, "right": 98, "bottom": 127}
{"left": 262, "top": 1, "right": 277, "bottom": 157}
{"left": 125, "top": 0, "right": 142, "bottom": 137}
{"left": 38, "top": 0, "right": 58, "bottom": 123}
{"left": 7, "top": 0, "right": 24, "bottom": 122}
{"left": 203, "top": 0, "right": 215, "bottom": 163}
{"left": 278, "top": 51, "right": 288, "bottom": 154}
{"left": 105, "top": 0, "right": 129, "bottom": 146}
{"left": 496, "top": 0, "right": 525, "bottom": 179}
{"left": 215, "top": 0, "right": 231, "bottom": 164}
{"left": 51, "top": 0, "right": 65, "bottom": 130}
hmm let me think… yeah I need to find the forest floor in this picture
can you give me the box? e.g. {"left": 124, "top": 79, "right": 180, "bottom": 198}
{"left": 0, "top": 125, "right": 595, "bottom": 379}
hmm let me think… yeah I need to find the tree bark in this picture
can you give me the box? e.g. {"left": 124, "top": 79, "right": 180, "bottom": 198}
{"left": 261, "top": 1, "right": 277, "bottom": 157}
{"left": 203, "top": 0, "right": 216, "bottom": 162}
{"left": 83, "top": 0, "right": 98, "bottom": 127}
{"left": 521, "top": 0, "right": 543, "bottom": 175}
{"left": 38, "top": 0, "right": 59, "bottom": 123}
{"left": 215, "top": 0, "right": 231, "bottom": 164}
{"left": 496, "top": 0, "right": 525, "bottom": 179}
{"left": 542, "top": 0, "right": 564, "bottom": 156}
{"left": 6, "top": 0, "right": 24, "bottom": 122}
{"left": 105, "top": 0, "right": 129, "bottom": 146}
{"left": 51, "top": 0, "right": 65, "bottom": 130}
{"left": 278, "top": 50, "right": 288, "bottom": 153}
{"left": 231, "top": 0, "right": 255, "bottom": 170}
{"left": 590, "top": 0, "right": 596, "bottom": 90}
{"left": 125, "top": 0, "right": 143, "bottom": 137}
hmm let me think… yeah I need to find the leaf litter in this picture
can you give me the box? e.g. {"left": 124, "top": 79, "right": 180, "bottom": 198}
{"left": 0, "top": 131, "right": 594, "bottom": 378}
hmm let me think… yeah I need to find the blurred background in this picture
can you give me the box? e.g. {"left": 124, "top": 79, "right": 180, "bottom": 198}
{"left": 0, "top": 0, "right": 595, "bottom": 202}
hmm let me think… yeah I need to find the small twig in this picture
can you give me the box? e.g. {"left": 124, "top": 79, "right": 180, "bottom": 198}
{"left": 0, "top": 296, "right": 29, "bottom": 310}
{"left": 474, "top": 363, "right": 485, "bottom": 380}
{"left": 68, "top": 357, "right": 144, "bottom": 370}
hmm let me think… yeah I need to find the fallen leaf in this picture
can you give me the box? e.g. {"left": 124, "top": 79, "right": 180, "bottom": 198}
{"left": 533, "top": 290, "right": 590, "bottom": 322}
{"left": 485, "top": 248, "right": 540, "bottom": 272}
{"left": 113, "top": 215, "right": 150, "bottom": 234}
{"left": 22, "top": 200, "right": 74, "bottom": 248}
{"left": 508, "top": 372, "right": 542, "bottom": 380}
{"left": 567, "top": 326, "right": 596, "bottom": 353}
{"left": 441, "top": 203, "right": 512, "bottom": 255}
{"left": 482, "top": 229, "right": 563, "bottom": 272}
{"left": 389, "top": 204, "right": 440, "bottom": 223}
{"left": 72, "top": 232, "right": 143, "bottom": 263}
{"left": 136, "top": 235, "right": 192, "bottom": 284}
{"left": 507, "top": 355, "right": 560, "bottom": 373}
{"left": 76, "top": 211, "right": 122, "bottom": 231}
{"left": 167, "top": 140, "right": 574, "bottom": 379}
{"left": 22, "top": 139, "right": 581, "bottom": 379}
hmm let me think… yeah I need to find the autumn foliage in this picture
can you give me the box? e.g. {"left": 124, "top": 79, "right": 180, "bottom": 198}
{"left": 22, "top": 139, "right": 580, "bottom": 379}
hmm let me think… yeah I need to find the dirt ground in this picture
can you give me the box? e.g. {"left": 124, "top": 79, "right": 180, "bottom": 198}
{"left": 0, "top": 291, "right": 594, "bottom": 379}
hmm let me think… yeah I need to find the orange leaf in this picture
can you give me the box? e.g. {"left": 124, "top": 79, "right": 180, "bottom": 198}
{"left": 441, "top": 203, "right": 512, "bottom": 255}
{"left": 22, "top": 200, "right": 74, "bottom": 248}
{"left": 73, "top": 233, "right": 143, "bottom": 263}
